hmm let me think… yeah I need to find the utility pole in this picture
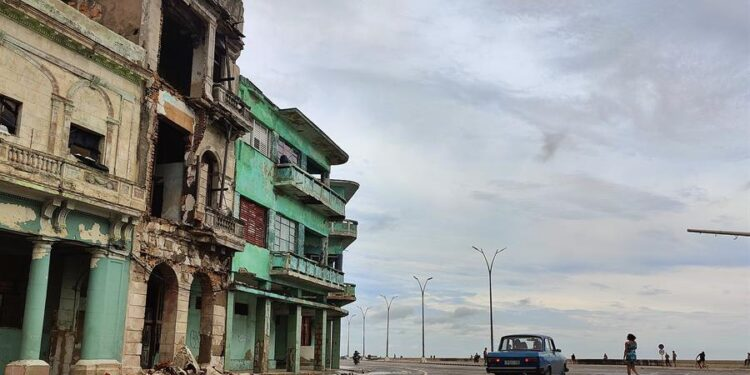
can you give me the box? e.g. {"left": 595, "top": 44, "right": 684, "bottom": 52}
{"left": 380, "top": 295, "right": 397, "bottom": 361}
{"left": 356, "top": 306, "right": 370, "bottom": 358}
{"left": 346, "top": 314, "right": 357, "bottom": 358}
{"left": 472, "top": 246, "right": 506, "bottom": 351}
{"left": 413, "top": 276, "right": 432, "bottom": 363}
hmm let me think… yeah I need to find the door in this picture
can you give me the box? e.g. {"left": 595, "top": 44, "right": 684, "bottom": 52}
{"left": 141, "top": 274, "right": 166, "bottom": 368}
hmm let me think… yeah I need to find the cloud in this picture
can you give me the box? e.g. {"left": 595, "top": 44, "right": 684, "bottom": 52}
{"left": 240, "top": 0, "right": 750, "bottom": 359}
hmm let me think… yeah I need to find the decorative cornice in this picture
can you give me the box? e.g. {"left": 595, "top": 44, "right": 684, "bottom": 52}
{"left": 0, "top": 1, "right": 143, "bottom": 84}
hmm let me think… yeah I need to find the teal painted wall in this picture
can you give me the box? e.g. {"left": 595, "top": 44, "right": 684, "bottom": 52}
{"left": 232, "top": 244, "right": 271, "bottom": 281}
{"left": 227, "top": 293, "right": 256, "bottom": 370}
{"left": 238, "top": 80, "right": 330, "bottom": 171}
{"left": 0, "top": 328, "right": 21, "bottom": 375}
{"left": 234, "top": 143, "right": 328, "bottom": 236}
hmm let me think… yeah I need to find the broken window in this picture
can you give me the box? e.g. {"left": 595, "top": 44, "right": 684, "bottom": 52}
{"left": 234, "top": 303, "right": 248, "bottom": 316}
{"left": 199, "top": 152, "right": 220, "bottom": 209}
{"left": 240, "top": 197, "right": 267, "bottom": 248}
{"left": 150, "top": 119, "right": 188, "bottom": 220}
{"left": 277, "top": 139, "right": 299, "bottom": 165}
{"left": 0, "top": 95, "right": 20, "bottom": 135}
{"left": 69, "top": 124, "right": 107, "bottom": 171}
{"left": 213, "top": 37, "right": 228, "bottom": 85}
{"left": 158, "top": 0, "right": 203, "bottom": 96}
{"left": 272, "top": 214, "right": 297, "bottom": 253}
{"left": 242, "top": 119, "right": 270, "bottom": 158}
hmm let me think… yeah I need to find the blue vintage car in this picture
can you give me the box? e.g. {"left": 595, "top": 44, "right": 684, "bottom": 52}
{"left": 486, "top": 334, "right": 568, "bottom": 375}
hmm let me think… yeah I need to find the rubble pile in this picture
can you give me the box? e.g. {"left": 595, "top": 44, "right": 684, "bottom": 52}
{"left": 147, "top": 345, "right": 225, "bottom": 375}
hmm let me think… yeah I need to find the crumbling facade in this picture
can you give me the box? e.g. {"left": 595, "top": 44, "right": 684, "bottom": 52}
{"left": 1, "top": 0, "right": 249, "bottom": 374}
{"left": 226, "top": 77, "right": 359, "bottom": 373}
{"left": 1, "top": 1, "right": 358, "bottom": 375}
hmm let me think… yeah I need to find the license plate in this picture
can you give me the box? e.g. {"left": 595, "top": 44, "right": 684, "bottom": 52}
{"left": 505, "top": 360, "right": 520, "bottom": 366}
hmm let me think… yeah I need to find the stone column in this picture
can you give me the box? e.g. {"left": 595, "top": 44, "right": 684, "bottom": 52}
{"left": 253, "top": 298, "right": 271, "bottom": 373}
{"left": 74, "top": 249, "right": 128, "bottom": 375}
{"left": 5, "top": 239, "right": 53, "bottom": 375}
{"left": 330, "top": 318, "right": 341, "bottom": 369}
{"left": 285, "top": 305, "right": 301, "bottom": 374}
{"left": 313, "top": 310, "right": 327, "bottom": 370}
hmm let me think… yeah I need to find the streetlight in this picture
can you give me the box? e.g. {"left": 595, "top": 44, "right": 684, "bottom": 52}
{"left": 413, "top": 275, "right": 433, "bottom": 362}
{"left": 346, "top": 314, "right": 357, "bottom": 358}
{"left": 356, "top": 305, "right": 371, "bottom": 358}
{"left": 472, "top": 246, "right": 506, "bottom": 351}
{"left": 380, "top": 294, "right": 397, "bottom": 360}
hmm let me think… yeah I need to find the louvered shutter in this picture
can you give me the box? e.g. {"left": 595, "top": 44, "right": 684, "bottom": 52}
{"left": 240, "top": 198, "right": 267, "bottom": 247}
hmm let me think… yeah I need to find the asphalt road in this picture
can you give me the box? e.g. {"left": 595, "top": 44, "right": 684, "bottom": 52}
{"left": 339, "top": 361, "right": 749, "bottom": 375}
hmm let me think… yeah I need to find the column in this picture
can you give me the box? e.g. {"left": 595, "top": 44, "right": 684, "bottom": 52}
{"left": 313, "top": 310, "right": 327, "bottom": 370}
{"left": 330, "top": 319, "right": 341, "bottom": 369}
{"left": 5, "top": 239, "right": 53, "bottom": 375}
{"left": 253, "top": 298, "right": 271, "bottom": 373}
{"left": 285, "top": 305, "right": 301, "bottom": 373}
{"left": 74, "top": 249, "right": 129, "bottom": 375}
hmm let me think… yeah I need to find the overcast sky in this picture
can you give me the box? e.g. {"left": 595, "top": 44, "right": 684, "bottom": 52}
{"left": 238, "top": 0, "right": 750, "bottom": 359}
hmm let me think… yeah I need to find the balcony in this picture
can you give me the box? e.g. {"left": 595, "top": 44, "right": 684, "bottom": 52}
{"left": 270, "top": 251, "right": 345, "bottom": 292}
{"left": 0, "top": 139, "right": 146, "bottom": 215}
{"left": 274, "top": 164, "right": 346, "bottom": 219}
{"left": 212, "top": 85, "right": 253, "bottom": 132}
{"left": 329, "top": 219, "right": 357, "bottom": 251}
{"left": 328, "top": 283, "right": 356, "bottom": 303}
{"left": 193, "top": 207, "right": 245, "bottom": 252}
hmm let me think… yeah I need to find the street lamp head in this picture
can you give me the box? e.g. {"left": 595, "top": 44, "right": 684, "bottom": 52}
{"left": 427, "top": 277, "right": 433, "bottom": 281}
{"left": 472, "top": 245, "right": 482, "bottom": 252}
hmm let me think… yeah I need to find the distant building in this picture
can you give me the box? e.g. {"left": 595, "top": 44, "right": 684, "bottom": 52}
{"left": 225, "top": 77, "right": 359, "bottom": 373}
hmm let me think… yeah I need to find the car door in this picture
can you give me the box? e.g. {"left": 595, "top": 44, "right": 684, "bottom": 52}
{"left": 547, "top": 338, "right": 561, "bottom": 374}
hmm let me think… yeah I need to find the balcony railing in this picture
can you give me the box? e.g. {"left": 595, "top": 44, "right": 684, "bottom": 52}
{"left": 274, "top": 163, "right": 346, "bottom": 218}
{"left": 0, "top": 139, "right": 147, "bottom": 213}
{"left": 204, "top": 207, "right": 244, "bottom": 238}
{"left": 328, "top": 283, "right": 356, "bottom": 302}
{"left": 329, "top": 219, "right": 358, "bottom": 238}
{"left": 212, "top": 85, "right": 252, "bottom": 130}
{"left": 270, "top": 251, "right": 345, "bottom": 290}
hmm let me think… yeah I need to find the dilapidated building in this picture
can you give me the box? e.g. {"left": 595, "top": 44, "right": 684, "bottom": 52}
{"left": 1, "top": 0, "right": 250, "bottom": 374}
{"left": 225, "top": 77, "right": 359, "bottom": 373}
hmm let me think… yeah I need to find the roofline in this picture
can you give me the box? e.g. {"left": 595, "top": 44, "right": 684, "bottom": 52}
{"left": 239, "top": 76, "right": 350, "bottom": 165}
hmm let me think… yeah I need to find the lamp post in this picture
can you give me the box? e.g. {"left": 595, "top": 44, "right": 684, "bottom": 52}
{"left": 472, "top": 246, "right": 506, "bottom": 351}
{"left": 346, "top": 314, "right": 357, "bottom": 358}
{"left": 380, "top": 295, "right": 397, "bottom": 361}
{"left": 413, "top": 276, "right": 432, "bottom": 362}
{"left": 356, "top": 306, "right": 370, "bottom": 358}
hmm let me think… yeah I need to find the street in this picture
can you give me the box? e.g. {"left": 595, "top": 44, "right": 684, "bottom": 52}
{"left": 339, "top": 360, "right": 749, "bottom": 375}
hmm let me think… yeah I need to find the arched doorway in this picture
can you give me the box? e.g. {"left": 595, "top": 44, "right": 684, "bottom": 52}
{"left": 140, "top": 263, "right": 178, "bottom": 368}
{"left": 200, "top": 152, "right": 220, "bottom": 210}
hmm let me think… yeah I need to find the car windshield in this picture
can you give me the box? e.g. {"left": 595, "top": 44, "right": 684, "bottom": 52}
{"left": 499, "top": 336, "right": 544, "bottom": 351}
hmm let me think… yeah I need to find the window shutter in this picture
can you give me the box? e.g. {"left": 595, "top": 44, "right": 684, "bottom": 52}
{"left": 240, "top": 198, "right": 267, "bottom": 247}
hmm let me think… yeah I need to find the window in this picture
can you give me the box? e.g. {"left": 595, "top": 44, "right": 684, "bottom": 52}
{"left": 242, "top": 120, "right": 270, "bottom": 158}
{"left": 69, "top": 124, "right": 103, "bottom": 162}
{"left": 499, "top": 336, "right": 545, "bottom": 352}
{"left": 277, "top": 139, "right": 300, "bottom": 165}
{"left": 0, "top": 95, "right": 21, "bottom": 135}
{"left": 301, "top": 316, "right": 312, "bottom": 346}
{"left": 234, "top": 303, "right": 248, "bottom": 316}
{"left": 273, "top": 214, "right": 297, "bottom": 253}
{"left": 240, "top": 198, "right": 267, "bottom": 247}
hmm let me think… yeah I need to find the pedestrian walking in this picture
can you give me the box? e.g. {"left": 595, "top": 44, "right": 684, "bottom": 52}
{"left": 665, "top": 353, "right": 671, "bottom": 367}
{"left": 673, "top": 351, "right": 677, "bottom": 367}
{"left": 571, "top": 354, "right": 576, "bottom": 364}
{"left": 696, "top": 351, "right": 706, "bottom": 369}
{"left": 744, "top": 353, "right": 750, "bottom": 367}
{"left": 624, "top": 333, "right": 640, "bottom": 375}
{"left": 483, "top": 347, "right": 488, "bottom": 365}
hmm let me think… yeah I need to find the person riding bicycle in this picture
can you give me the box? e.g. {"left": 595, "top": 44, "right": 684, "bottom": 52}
{"left": 352, "top": 350, "right": 362, "bottom": 365}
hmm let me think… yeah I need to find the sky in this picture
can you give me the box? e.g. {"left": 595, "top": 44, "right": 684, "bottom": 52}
{"left": 238, "top": 0, "right": 750, "bottom": 360}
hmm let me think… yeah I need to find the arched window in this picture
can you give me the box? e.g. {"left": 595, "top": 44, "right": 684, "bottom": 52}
{"left": 200, "top": 152, "right": 220, "bottom": 209}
